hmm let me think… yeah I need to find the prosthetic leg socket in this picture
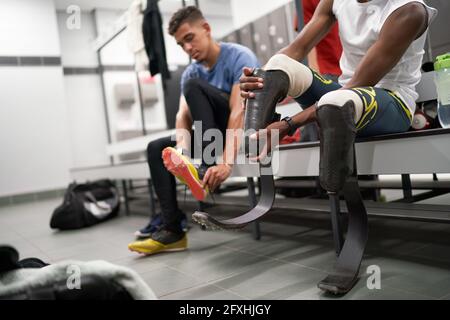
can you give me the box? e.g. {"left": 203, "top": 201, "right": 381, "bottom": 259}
{"left": 244, "top": 68, "right": 289, "bottom": 157}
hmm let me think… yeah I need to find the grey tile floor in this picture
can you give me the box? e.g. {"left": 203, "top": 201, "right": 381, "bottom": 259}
{"left": 1, "top": 196, "right": 450, "bottom": 300}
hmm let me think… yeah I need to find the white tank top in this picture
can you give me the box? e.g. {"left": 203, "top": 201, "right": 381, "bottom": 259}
{"left": 333, "top": 0, "right": 437, "bottom": 114}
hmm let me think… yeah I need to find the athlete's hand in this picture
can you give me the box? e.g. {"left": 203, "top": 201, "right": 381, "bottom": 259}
{"left": 249, "top": 121, "right": 290, "bottom": 161}
{"left": 239, "top": 67, "right": 264, "bottom": 100}
{"left": 202, "top": 164, "right": 232, "bottom": 192}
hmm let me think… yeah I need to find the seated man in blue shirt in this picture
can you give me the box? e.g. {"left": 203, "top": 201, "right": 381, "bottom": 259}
{"left": 128, "top": 6, "right": 259, "bottom": 255}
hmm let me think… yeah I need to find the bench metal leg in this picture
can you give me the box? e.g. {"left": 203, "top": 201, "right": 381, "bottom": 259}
{"left": 329, "top": 193, "right": 344, "bottom": 256}
{"left": 401, "top": 174, "right": 413, "bottom": 201}
{"left": 147, "top": 179, "right": 156, "bottom": 215}
{"left": 396, "top": 174, "right": 445, "bottom": 204}
{"left": 394, "top": 189, "right": 450, "bottom": 203}
{"left": 198, "top": 201, "right": 207, "bottom": 231}
{"left": 247, "top": 177, "right": 261, "bottom": 240}
{"left": 122, "top": 180, "right": 130, "bottom": 216}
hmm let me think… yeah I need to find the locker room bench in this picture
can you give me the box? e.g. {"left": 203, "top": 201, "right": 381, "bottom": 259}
{"left": 70, "top": 128, "right": 450, "bottom": 224}
{"left": 267, "top": 127, "right": 450, "bottom": 224}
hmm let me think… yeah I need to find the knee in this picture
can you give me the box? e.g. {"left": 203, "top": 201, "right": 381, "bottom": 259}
{"left": 264, "top": 53, "right": 312, "bottom": 97}
{"left": 317, "top": 90, "right": 363, "bottom": 123}
{"left": 147, "top": 137, "right": 172, "bottom": 161}
{"left": 183, "top": 78, "right": 206, "bottom": 98}
{"left": 317, "top": 90, "right": 359, "bottom": 107}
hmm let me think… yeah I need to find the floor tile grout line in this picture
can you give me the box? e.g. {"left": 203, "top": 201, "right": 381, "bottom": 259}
{"left": 12, "top": 224, "right": 450, "bottom": 272}
{"left": 158, "top": 255, "right": 252, "bottom": 300}
{"left": 158, "top": 281, "right": 249, "bottom": 300}
{"left": 403, "top": 242, "right": 446, "bottom": 257}
{"left": 132, "top": 263, "right": 173, "bottom": 279}
{"left": 14, "top": 233, "right": 55, "bottom": 260}
{"left": 157, "top": 283, "right": 209, "bottom": 299}
{"left": 158, "top": 249, "right": 328, "bottom": 297}
{"left": 219, "top": 237, "right": 450, "bottom": 275}
{"left": 366, "top": 243, "right": 433, "bottom": 258}
{"left": 232, "top": 242, "right": 323, "bottom": 273}
{"left": 365, "top": 247, "right": 450, "bottom": 266}
{"left": 209, "top": 283, "right": 251, "bottom": 300}
{"left": 438, "top": 293, "right": 450, "bottom": 300}
{"left": 158, "top": 251, "right": 312, "bottom": 296}
{"left": 200, "top": 259, "right": 280, "bottom": 284}
{"left": 163, "top": 261, "right": 264, "bottom": 290}
{"left": 155, "top": 265, "right": 212, "bottom": 298}
{"left": 220, "top": 244, "right": 329, "bottom": 274}
{"left": 381, "top": 284, "right": 439, "bottom": 300}
{"left": 399, "top": 243, "right": 431, "bottom": 255}
{"left": 108, "top": 254, "right": 167, "bottom": 266}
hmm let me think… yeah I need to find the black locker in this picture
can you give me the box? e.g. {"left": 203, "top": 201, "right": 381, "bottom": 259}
{"left": 223, "top": 30, "right": 241, "bottom": 44}
{"left": 238, "top": 23, "right": 256, "bottom": 52}
{"left": 268, "top": 6, "right": 290, "bottom": 54}
{"left": 426, "top": 0, "right": 450, "bottom": 58}
{"left": 164, "top": 65, "right": 186, "bottom": 129}
{"left": 252, "top": 15, "right": 274, "bottom": 64}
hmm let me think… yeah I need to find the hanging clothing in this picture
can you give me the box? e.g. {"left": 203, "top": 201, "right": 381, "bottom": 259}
{"left": 126, "top": 0, "right": 149, "bottom": 72}
{"left": 142, "top": 0, "right": 171, "bottom": 79}
{"left": 302, "top": 0, "right": 342, "bottom": 76}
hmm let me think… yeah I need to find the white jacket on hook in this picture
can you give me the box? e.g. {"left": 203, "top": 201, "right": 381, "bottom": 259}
{"left": 127, "top": 0, "right": 149, "bottom": 72}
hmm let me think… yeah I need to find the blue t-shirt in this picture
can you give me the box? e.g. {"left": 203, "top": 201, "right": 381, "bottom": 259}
{"left": 180, "top": 42, "right": 260, "bottom": 95}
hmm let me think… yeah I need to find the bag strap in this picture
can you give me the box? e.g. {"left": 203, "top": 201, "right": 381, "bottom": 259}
{"left": 84, "top": 188, "right": 120, "bottom": 210}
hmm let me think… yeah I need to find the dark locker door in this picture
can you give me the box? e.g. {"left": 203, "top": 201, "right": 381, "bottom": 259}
{"left": 288, "top": 0, "right": 298, "bottom": 35}
{"left": 238, "top": 23, "right": 255, "bottom": 52}
{"left": 223, "top": 30, "right": 241, "bottom": 44}
{"left": 252, "top": 15, "right": 274, "bottom": 64}
{"left": 426, "top": 0, "right": 450, "bottom": 58}
{"left": 268, "top": 6, "right": 290, "bottom": 54}
{"left": 164, "top": 65, "right": 186, "bottom": 129}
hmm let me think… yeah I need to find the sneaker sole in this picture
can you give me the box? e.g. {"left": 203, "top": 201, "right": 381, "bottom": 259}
{"left": 128, "top": 235, "right": 188, "bottom": 255}
{"left": 134, "top": 232, "right": 152, "bottom": 238}
{"left": 128, "top": 246, "right": 187, "bottom": 255}
{"left": 162, "top": 147, "right": 207, "bottom": 201}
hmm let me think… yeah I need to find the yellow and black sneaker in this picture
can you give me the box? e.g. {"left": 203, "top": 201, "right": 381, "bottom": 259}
{"left": 162, "top": 147, "right": 209, "bottom": 201}
{"left": 128, "top": 228, "right": 187, "bottom": 256}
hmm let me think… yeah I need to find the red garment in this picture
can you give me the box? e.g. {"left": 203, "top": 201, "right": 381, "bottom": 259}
{"left": 280, "top": 128, "right": 301, "bottom": 145}
{"left": 301, "top": 0, "right": 342, "bottom": 76}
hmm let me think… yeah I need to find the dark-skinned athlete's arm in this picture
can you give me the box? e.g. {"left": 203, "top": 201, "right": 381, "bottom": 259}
{"left": 289, "top": 3, "right": 429, "bottom": 127}
{"left": 343, "top": 2, "right": 428, "bottom": 89}
{"left": 202, "top": 83, "right": 243, "bottom": 191}
{"left": 279, "top": 0, "right": 336, "bottom": 62}
{"left": 240, "top": 0, "right": 335, "bottom": 99}
{"left": 239, "top": 0, "right": 335, "bottom": 160}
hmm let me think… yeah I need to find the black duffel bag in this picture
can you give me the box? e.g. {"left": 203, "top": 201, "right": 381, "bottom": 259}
{"left": 50, "top": 179, "right": 120, "bottom": 230}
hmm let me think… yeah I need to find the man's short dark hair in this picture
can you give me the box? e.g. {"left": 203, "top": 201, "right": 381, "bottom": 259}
{"left": 168, "top": 6, "right": 205, "bottom": 35}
